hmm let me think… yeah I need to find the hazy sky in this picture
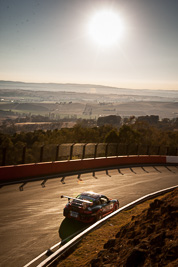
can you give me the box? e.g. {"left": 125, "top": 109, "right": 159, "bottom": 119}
{"left": 0, "top": 0, "right": 178, "bottom": 90}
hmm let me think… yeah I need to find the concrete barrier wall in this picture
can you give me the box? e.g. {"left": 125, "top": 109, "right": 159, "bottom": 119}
{"left": 166, "top": 156, "right": 178, "bottom": 164}
{"left": 0, "top": 155, "right": 170, "bottom": 183}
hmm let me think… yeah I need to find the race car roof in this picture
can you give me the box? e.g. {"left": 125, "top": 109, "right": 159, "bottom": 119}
{"left": 80, "top": 192, "right": 102, "bottom": 199}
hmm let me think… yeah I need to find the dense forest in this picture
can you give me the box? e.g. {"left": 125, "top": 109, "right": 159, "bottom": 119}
{"left": 1, "top": 120, "right": 178, "bottom": 147}
{"left": 0, "top": 116, "right": 178, "bottom": 166}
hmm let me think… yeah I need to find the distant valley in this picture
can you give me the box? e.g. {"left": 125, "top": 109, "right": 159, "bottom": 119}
{"left": 0, "top": 81, "right": 178, "bottom": 119}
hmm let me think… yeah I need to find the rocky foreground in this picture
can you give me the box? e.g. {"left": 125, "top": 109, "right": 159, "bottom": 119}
{"left": 90, "top": 188, "right": 178, "bottom": 267}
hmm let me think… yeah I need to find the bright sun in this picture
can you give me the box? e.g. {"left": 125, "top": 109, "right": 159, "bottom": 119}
{"left": 88, "top": 10, "right": 123, "bottom": 47}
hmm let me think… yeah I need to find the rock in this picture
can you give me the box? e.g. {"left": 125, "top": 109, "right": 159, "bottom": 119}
{"left": 150, "top": 231, "right": 166, "bottom": 246}
{"left": 146, "top": 224, "right": 155, "bottom": 235}
{"left": 170, "top": 210, "right": 178, "bottom": 219}
{"left": 127, "top": 230, "right": 136, "bottom": 239}
{"left": 97, "top": 249, "right": 107, "bottom": 258}
{"left": 125, "top": 248, "right": 146, "bottom": 267}
{"left": 150, "top": 199, "right": 164, "bottom": 210}
{"left": 90, "top": 258, "right": 101, "bottom": 267}
{"left": 132, "top": 238, "right": 140, "bottom": 246}
{"left": 139, "top": 240, "right": 149, "bottom": 250}
{"left": 165, "top": 245, "right": 178, "bottom": 261}
{"left": 104, "top": 239, "right": 116, "bottom": 249}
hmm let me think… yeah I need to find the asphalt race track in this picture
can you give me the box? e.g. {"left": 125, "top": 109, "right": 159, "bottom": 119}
{"left": 0, "top": 165, "right": 178, "bottom": 267}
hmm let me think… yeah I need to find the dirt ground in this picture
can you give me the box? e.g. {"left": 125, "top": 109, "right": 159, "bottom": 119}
{"left": 90, "top": 188, "right": 178, "bottom": 267}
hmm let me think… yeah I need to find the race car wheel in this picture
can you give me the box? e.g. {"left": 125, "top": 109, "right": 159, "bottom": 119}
{"left": 96, "top": 212, "right": 102, "bottom": 221}
{"left": 114, "top": 203, "right": 119, "bottom": 211}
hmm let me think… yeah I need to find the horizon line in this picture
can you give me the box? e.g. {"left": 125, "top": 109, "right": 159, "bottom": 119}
{"left": 0, "top": 80, "right": 178, "bottom": 92}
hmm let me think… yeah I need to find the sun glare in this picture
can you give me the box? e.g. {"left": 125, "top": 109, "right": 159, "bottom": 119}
{"left": 88, "top": 10, "right": 123, "bottom": 47}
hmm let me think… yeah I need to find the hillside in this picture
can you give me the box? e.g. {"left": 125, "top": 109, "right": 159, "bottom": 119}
{"left": 0, "top": 100, "right": 177, "bottom": 119}
{"left": 1, "top": 81, "right": 178, "bottom": 98}
{"left": 89, "top": 188, "right": 178, "bottom": 267}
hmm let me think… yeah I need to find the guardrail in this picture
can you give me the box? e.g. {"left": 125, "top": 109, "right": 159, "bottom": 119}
{"left": 1, "top": 155, "right": 178, "bottom": 185}
{"left": 24, "top": 227, "right": 88, "bottom": 267}
{"left": 33, "top": 185, "right": 177, "bottom": 267}
{"left": 1, "top": 142, "right": 177, "bottom": 166}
